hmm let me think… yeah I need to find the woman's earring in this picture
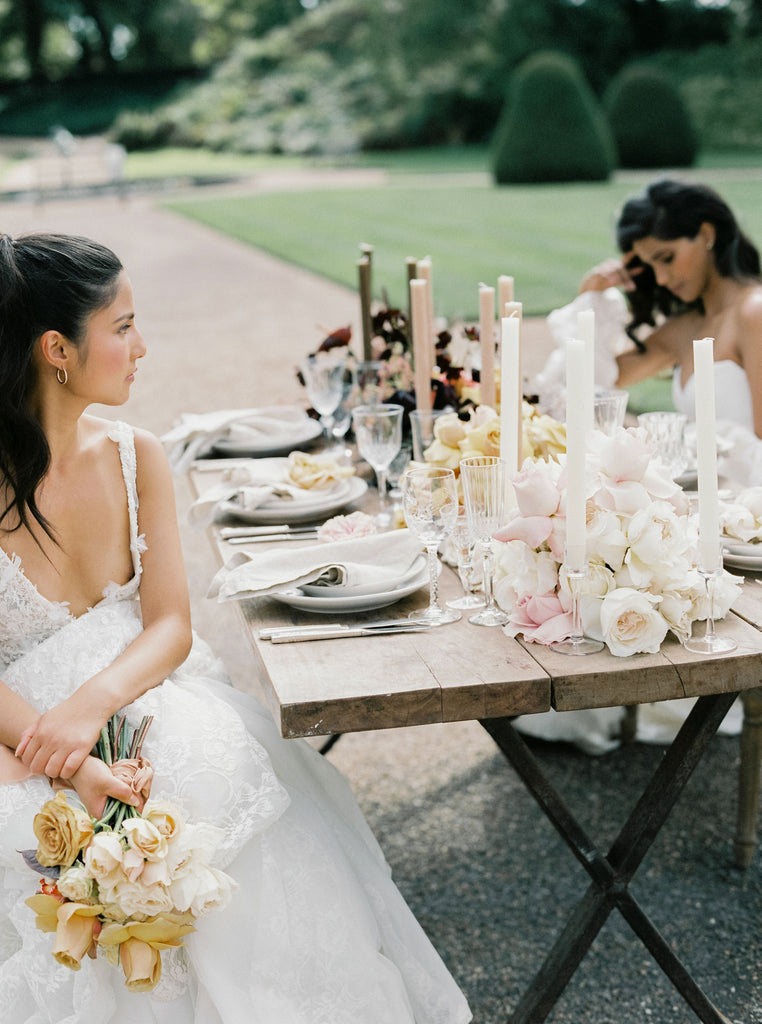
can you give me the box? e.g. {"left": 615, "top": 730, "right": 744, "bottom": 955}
{"left": 56, "top": 367, "right": 68, "bottom": 385}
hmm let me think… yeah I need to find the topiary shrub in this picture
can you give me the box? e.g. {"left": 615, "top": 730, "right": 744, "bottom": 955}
{"left": 605, "top": 64, "right": 698, "bottom": 169}
{"left": 490, "top": 51, "right": 614, "bottom": 185}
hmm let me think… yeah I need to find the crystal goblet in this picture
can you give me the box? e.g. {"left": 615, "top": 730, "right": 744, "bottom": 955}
{"left": 300, "top": 351, "right": 348, "bottom": 442}
{"left": 402, "top": 466, "right": 461, "bottom": 626}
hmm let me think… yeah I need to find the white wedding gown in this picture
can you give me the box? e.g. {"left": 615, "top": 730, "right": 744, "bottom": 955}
{"left": 0, "top": 422, "right": 471, "bottom": 1024}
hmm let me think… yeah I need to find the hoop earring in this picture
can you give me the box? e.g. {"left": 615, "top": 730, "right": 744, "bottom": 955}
{"left": 56, "top": 367, "right": 68, "bottom": 385}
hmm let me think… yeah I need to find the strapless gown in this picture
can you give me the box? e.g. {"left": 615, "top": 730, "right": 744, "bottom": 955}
{"left": 0, "top": 422, "right": 471, "bottom": 1024}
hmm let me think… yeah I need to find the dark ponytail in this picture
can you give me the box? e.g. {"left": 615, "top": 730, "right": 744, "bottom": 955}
{"left": 0, "top": 232, "right": 123, "bottom": 540}
{"left": 615, "top": 179, "right": 761, "bottom": 347}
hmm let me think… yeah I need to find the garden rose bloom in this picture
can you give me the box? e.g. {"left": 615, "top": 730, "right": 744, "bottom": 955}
{"left": 84, "top": 831, "right": 125, "bottom": 888}
{"left": 495, "top": 541, "right": 559, "bottom": 607}
{"left": 33, "top": 792, "right": 93, "bottom": 868}
{"left": 511, "top": 461, "right": 562, "bottom": 518}
{"left": 626, "top": 501, "right": 691, "bottom": 567}
{"left": 98, "top": 915, "right": 196, "bottom": 992}
{"left": 142, "top": 799, "right": 185, "bottom": 842}
{"left": 169, "top": 862, "right": 235, "bottom": 917}
{"left": 52, "top": 902, "right": 103, "bottom": 969}
{"left": 433, "top": 413, "right": 467, "bottom": 448}
{"left": 57, "top": 865, "right": 97, "bottom": 904}
{"left": 504, "top": 592, "right": 572, "bottom": 645}
{"left": 108, "top": 878, "right": 175, "bottom": 920}
{"left": 118, "top": 937, "right": 162, "bottom": 992}
{"left": 110, "top": 757, "right": 153, "bottom": 812}
{"left": 461, "top": 418, "right": 501, "bottom": 457}
{"left": 599, "top": 588, "right": 668, "bottom": 656}
{"left": 317, "top": 511, "right": 377, "bottom": 543}
{"left": 122, "top": 817, "right": 168, "bottom": 862}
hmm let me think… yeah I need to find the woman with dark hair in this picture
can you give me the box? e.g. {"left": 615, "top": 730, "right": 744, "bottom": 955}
{"left": 579, "top": 178, "right": 762, "bottom": 439}
{"left": 0, "top": 232, "right": 471, "bottom": 1024}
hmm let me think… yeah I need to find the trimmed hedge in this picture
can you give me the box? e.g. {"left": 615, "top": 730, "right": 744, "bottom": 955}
{"left": 605, "top": 64, "right": 698, "bottom": 168}
{"left": 490, "top": 51, "right": 614, "bottom": 184}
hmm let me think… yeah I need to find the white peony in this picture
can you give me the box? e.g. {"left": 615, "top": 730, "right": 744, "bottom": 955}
{"left": 495, "top": 541, "right": 559, "bottom": 604}
{"left": 599, "top": 587, "right": 669, "bottom": 657}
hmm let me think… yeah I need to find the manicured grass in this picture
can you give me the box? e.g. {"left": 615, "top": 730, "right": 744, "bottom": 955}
{"left": 166, "top": 173, "right": 762, "bottom": 319}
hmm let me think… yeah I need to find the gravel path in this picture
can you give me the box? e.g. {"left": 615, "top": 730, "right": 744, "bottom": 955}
{"left": 1, "top": 184, "right": 759, "bottom": 1024}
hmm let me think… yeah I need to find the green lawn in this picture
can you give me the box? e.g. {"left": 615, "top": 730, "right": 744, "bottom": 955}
{"left": 165, "top": 171, "right": 762, "bottom": 319}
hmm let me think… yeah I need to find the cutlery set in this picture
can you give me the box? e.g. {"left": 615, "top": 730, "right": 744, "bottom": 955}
{"left": 221, "top": 524, "right": 319, "bottom": 544}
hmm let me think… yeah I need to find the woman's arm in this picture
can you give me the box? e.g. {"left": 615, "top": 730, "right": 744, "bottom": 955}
{"left": 615, "top": 319, "right": 680, "bottom": 387}
{"left": 17, "top": 430, "right": 193, "bottom": 780}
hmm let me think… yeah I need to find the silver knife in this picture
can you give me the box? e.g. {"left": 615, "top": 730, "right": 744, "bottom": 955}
{"left": 268, "top": 623, "right": 430, "bottom": 643}
{"left": 220, "top": 525, "right": 317, "bottom": 538}
{"left": 227, "top": 532, "right": 318, "bottom": 544}
{"left": 259, "top": 618, "right": 423, "bottom": 640}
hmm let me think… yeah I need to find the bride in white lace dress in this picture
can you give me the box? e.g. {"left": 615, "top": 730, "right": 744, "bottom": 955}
{"left": 0, "top": 232, "right": 471, "bottom": 1024}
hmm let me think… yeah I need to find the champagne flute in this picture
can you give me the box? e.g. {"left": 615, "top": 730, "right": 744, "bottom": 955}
{"left": 402, "top": 466, "right": 461, "bottom": 626}
{"left": 352, "top": 403, "right": 404, "bottom": 527}
{"left": 300, "top": 351, "right": 348, "bottom": 442}
{"left": 459, "top": 455, "right": 510, "bottom": 626}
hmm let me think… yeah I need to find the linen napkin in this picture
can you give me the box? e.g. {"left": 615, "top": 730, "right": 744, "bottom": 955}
{"left": 187, "top": 458, "right": 353, "bottom": 529}
{"left": 208, "top": 529, "right": 424, "bottom": 601}
{"left": 161, "top": 406, "right": 310, "bottom": 474}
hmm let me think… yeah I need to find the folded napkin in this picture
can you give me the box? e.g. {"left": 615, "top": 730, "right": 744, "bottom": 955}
{"left": 188, "top": 459, "right": 352, "bottom": 529}
{"left": 161, "top": 406, "right": 310, "bottom": 474}
{"left": 208, "top": 529, "right": 423, "bottom": 601}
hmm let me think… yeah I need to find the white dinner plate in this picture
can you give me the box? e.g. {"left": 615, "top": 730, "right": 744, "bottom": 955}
{"left": 211, "top": 418, "right": 322, "bottom": 457}
{"left": 219, "top": 476, "right": 368, "bottom": 525}
{"left": 722, "top": 550, "right": 762, "bottom": 572}
{"left": 270, "top": 564, "right": 429, "bottom": 613}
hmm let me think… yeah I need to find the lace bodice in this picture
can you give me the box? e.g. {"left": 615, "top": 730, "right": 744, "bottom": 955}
{"left": 0, "top": 421, "right": 144, "bottom": 669}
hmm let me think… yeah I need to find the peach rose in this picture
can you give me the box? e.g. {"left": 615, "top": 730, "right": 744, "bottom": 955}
{"left": 110, "top": 757, "right": 153, "bottom": 811}
{"left": 33, "top": 791, "right": 93, "bottom": 869}
{"left": 52, "top": 901, "right": 103, "bottom": 969}
{"left": 119, "top": 937, "right": 162, "bottom": 992}
{"left": 98, "top": 914, "right": 196, "bottom": 992}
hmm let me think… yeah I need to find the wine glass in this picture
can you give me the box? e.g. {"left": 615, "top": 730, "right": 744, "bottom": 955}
{"left": 352, "top": 403, "right": 404, "bottom": 527}
{"left": 402, "top": 466, "right": 461, "bottom": 626}
{"left": 459, "top": 455, "right": 510, "bottom": 626}
{"left": 300, "top": 351, "right": 348, "bottom": 442}
{"left": 446, "top": 507, "right": 485, "bottom": 610}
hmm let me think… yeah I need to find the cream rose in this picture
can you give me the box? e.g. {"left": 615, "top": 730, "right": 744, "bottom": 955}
{"left": 599, "top": 587, "right": 668, "bottom": 657}
{"left": 57, "top": 864, "right": 97, "bottom": 904}
{"left": 121, "top": 817, "right": 168, "bottom": 862}
{"left": 83, "top": 831, "right": 125, "bottom": 888}
{"left": 33, "top": 792, "right": 94, "bottom": 869}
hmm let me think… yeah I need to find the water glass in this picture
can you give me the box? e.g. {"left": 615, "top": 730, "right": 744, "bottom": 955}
{"left": 593, "top": 388, "right": 629, "bottom": 436}
{"left": 409, "top": 408, "right": 448, "bottom": 462}
{"left": 352, "top": 404, "right": 404, "bottom": 527}
{"left": 637, "top": 411, "right": 688, "bottom": 479}
{"left": 459, "top": 456, "right": 510, "bottom": 626}
{"left": 300, "top": 351, "right": 348, "bottom": 440}
{"left": 402, "top": 467, "right": 461, "bottom": 626}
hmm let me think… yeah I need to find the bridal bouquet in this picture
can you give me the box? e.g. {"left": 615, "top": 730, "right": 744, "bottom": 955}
{"left": 493, "top": 428, "right": 742, "bottom": 656}
{"left": 22, "top": 715, "right": 234, "bottom": 992}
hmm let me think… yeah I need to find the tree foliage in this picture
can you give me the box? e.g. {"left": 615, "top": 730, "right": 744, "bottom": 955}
{"left": 491, "top": 50, "right": 615, "bottom": 184}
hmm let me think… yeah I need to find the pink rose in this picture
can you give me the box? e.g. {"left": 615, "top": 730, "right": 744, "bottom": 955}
{"left": 317, "top": 511, "right": 377, "bottom": 543}
{"left": 506, "top": 592, "right": 573, "bottom": 645}
{"left": 494, "top": 515, "right": 554, "bottom": 549}
{"left": 512, "top": 463, "right": 563, "bottom": 517}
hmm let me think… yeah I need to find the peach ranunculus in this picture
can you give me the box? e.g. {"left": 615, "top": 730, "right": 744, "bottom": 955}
{"left": 52, "top": 901, "right": 104, "bottom": 969}
{"left": 98, "top": 914, "right": 196, "bottom": 992}
{"left": 33, "top": 791, "right": 94, "bottom": 869}
{"left": 110, "top": 757, "right": 153, "bottom": 812}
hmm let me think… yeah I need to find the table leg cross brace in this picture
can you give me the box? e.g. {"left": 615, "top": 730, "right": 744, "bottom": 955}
{"left": 480, "top": 690, "right": 738, "bottom": 1024}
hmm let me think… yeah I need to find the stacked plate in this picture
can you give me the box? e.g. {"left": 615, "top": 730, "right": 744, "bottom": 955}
{"left": 219, "top": 467, "right": 368, "bottom": 526}
{"left": 721, "top": 538, "right": 762, "bottom": 572}
{"left": 271, "top": 554, "right": 429, "bottom": 613}
{"left": 210, "top": 407, "right": 322, "bottom": 458}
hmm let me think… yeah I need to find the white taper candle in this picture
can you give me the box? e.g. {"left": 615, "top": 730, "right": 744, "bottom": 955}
{"left": 692, "top": 337, "right": 722, "bottom": 571}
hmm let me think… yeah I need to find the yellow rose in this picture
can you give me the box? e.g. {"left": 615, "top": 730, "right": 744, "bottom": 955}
{"left": 52, "top": 901, "right": 103, "bottom": 970}
{"left": 459, "top": 417, "right": 500, "bottom": 458}
{"left": 433, "top": 413, "right": 466, "bottom": 448}
{"left": 142, "top": 799, "right": 184, "bottom": 841}
{"left": 98, "top": 913, "right": 196, "bottom": 992}
{"left": 119, "top": 936, "right": 162, "bottom": 992}
{"left": 25, "top": 892, "right": 62, "bottom": 933}
{"left": 423, "top": 439, "right": 462, "bottom": 471}
{"left": 33, "top": 791, "right": 93, "bottom": 868}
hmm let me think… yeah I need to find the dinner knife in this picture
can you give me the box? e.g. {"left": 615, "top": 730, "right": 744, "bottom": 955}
{"left": 267, "top": 622, "right": 430, "bottom": 643}
{"left": 226, "top": 532, "right": 319, "bottom": 544}
{"left": 220, "top": 524, "right": 318, "bottom": 538}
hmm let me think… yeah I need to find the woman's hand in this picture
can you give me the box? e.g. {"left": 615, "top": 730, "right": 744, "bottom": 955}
{"left": 15, "top": 686, "right": 113, "bottom": 781}
{"left": 67, "top": 756, "right": 139, "bottom": 821}
{"left": 579, "top": 255, "right": 641, "bottom": 294}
